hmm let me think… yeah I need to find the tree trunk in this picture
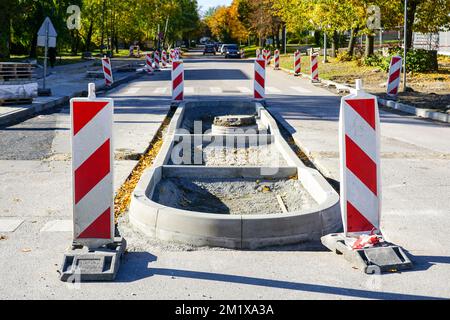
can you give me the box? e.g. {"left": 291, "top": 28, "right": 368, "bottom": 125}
{"left": 331, "top": 30, "right": 338, "bottom": 58}
{"left": 365, "top": 34, "right": 375, "bottom": 57}
{"left": 405, "top": 0, "right": 418, "bottom": 50}
{"left": 347, "top": 28, "right": 359, "bottom": 56}
{"left": 281, "top": 25, "right": 286, "bottom": 53}
{"left": 29, "top": 33, "right": 38, "bottom": 58}
{"left": 0, "top": 10, "right": 10, "bottom": 58}
{"left": 314, "top": 31, "right": 321, "bottom": 46}
{"left": 85, "top": 20, "right": 94, "bottom": 52}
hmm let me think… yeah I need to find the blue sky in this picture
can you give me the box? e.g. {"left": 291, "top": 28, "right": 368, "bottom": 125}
{"left": 197, "top": 0, "right": 232, "bottom": 13}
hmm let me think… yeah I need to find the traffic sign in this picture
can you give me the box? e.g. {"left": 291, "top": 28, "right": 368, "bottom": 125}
{"left": 37, "top": 17, "right": 57, "bottom": 48}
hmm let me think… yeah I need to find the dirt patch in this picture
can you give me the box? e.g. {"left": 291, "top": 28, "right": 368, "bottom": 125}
{"left": 152, "top": 178, "right": 317, "bottom": 215}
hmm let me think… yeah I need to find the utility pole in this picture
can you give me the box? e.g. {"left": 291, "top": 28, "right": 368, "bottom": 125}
{"left": 323, "top": 32, "right": 328, "bottom": 63}
{"left": 403, "top": 0, "right": 408, "bottom": 92}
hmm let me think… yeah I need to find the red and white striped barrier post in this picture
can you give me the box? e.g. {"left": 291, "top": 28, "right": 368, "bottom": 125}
{"left": 145, "top": 53, "right": 154, "bottom": 74}
{"left": 386, "top": 56, "right": 402, "bottom": 97}
{"left": 161, "top": 50, "right": 167, "bottom": 68}
{"left": 71, "top": 83, "right": 114, "bottom": 248}
{"left": 339, "top": 79, "right": 381, "bottom": 235}
{"left": 256, "top": 48, "right": 261, "bottom": 59}
{"left": 240, "top": 49, "right": 245, "bottom": 59}
{"left": 294, "top": 50, "right": 301, "bottom": 76}
{"left": 169, "top": 49, "right": 175, "bottom": 63}
{"left": 310, "top": 52, "right": 319, "bottom": 82}
{"left": 154, "top": 51, "right": 160, "bottom": 71}
{"left": 254, "top": 56, "right": 265, "bottom": 100}
{"left": 101, "top": 57, "right": 113, "bottom": 87}
{"left": 172, "top": 60, "right": 184, "bottom": 102}
{"left": 274, "top": 49, "right": 280, "bottom": 70}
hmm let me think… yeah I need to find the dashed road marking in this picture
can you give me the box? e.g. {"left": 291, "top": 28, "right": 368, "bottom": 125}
{"left": 210, "top": 87, "right": 222, "bottom": 94}
{"left": 266, "top": 87, "right": 282, "bottom": 94}
{"left": 154, "top": 87, "right": 168, "bottom": 94}
{"left": 185, "top": 87, "right": 195, "bottom": 94}
{"left": 0, "top": 219, "right": 24, "bottom": 232}
{"left": 125, "top": 87, "right": 140, "bottom": 94}
{"left": 237, "top": 87, "right": 252, "bottom": 94}
{"left": 290, "top": 86, "right": 312, "bottom": 94}
{"left": 40, "top": 220, "right": 72, "bottom": 232}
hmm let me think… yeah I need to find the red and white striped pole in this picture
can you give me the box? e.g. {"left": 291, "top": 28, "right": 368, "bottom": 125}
{"left": 154, "top": 51, "right": 160, "bottom": 71}
{"left": 274, "top": 49, "right": 280, "bottom": 70}
{"left": 254, "top": 56, "right": 265, "bottom": 100}
{"left": 70, "top": 83, "right": 114, "bottom": 248}
{"left": 169, "top": 49, "right": 175, "bottom": 64}
{"left": 294, "top": 50, "right": 301, "bottom": 76}
{"left": 240, "top": 49, "right": 245, "bottom": 59}
{"left": 310, "top": 52, "right": 319, "bottom": 82}
{"left": 256, "top": 48, "right": 261, "bottom": 59}
{"left": 339, "top": 79, "right": 381, "bottom": 236}
{"left": 145, "top": 53, "right": 154, "bottom": 74}
{"left": 172, "top": 60, "right": 184, "bottom": 102}
{"left": 101, "top": 57, "right": 114, "bottom": 87}
{"left": 161, "top": 50, "right": 167, "bottom": 68}
{"left": 386, "top": 56, "right": 402, "bottom": 97}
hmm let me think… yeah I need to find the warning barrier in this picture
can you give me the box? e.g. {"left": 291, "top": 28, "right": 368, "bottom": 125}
{"left": 254, "top": 57, "right": 265, "bottom": 100}
{"left": 145, "top": 53, "right": 154, "bottom": 74}
{"left": 172, "top": 60, "right": 184, "bottom": 102}
{"left": 274, "top": 49, "right": 280, "bottom": 70}
{"left": 310, "top": 53, "right": 319, "bottom": 82}
{"left": 154, "top": 51, "right": 160, "bottom": 70}
{"left": 294, "top": 50, "right": 301, "bottom": 76}
{"left": 387, "top": 56, "right": 402, "bottom": 97}
{"left": 162, "top": 50, "right": 167, "bottom": 68}
{"left": 101, "top": 57, "right": 113, "bottom": 87}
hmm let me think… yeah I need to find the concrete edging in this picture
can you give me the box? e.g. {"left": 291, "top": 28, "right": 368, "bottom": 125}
{"left": 128, "top": 100, "right": 341, "bottom": 249}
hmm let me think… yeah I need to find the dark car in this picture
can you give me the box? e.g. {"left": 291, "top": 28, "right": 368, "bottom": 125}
{"left": 203, "top": 44, "right": 216, "bottom": 55}
{"left": 224, "top": 44, "right": 240, "bottom": 58}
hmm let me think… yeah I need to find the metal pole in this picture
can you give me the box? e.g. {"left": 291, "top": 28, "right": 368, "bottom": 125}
{"left": 323, "top": 32, "right": 328, "bottom": 63}
{"left": 403, "top": 0, "right": 408, "bottom": 92}
{"left": 43, "top": 20, "right": 48, "bottom": 90}
{"left": 284, "top": 26, "right": 287, "bottom": 55}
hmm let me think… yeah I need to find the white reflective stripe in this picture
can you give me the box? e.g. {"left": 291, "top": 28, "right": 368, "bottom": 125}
{"left": 172, "top": 64, "right": 183, "bottom": 79}
{"left": 255, "top": 61, "right": 265, "bottom": 75}
{"left": 73, "top": 105, "right": 112, "bottom": 169}
{"left": 345, "top": 169, "right": 379, "bottom": 229}
{"left": 254, "top": 81, "right": 265, "bottom": 97}
{"left": 237, "top": 87, "right": 252, "bottom": 93}
{"left": 126, "top": 87, "right": 139, "bottom": 94}
{"left": 290, "top": 86, "right": 312, "bottom": 94}
{"left": 387, "top": 79, "right": 400, "bottom": 93}
{"left": 154, "top": 87, "right": 168, "bottom": 94}
{"left": 172, "top": 83, "right": 183, "bottom": 99}
{"left": 185, "top": 87, "right": 194, "bottom": 94}
{"left": 74, "top": 174, "right": 112, "bottom": 238}
{"left": 266, "top": 87, "right": 281, "bottom": 94}
{"left": 210, "top": 87, "right": 222, "bottom": 94}
{"left": 389, "top": 59, "right": 402, "bottom": 73}
{"left": 344, "top": 102, "right": 377, "bottom": 162}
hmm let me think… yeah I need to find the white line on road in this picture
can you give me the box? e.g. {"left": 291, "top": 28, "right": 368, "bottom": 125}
{"left": 0, "top": 219, "right": 24, "bottom": 232}
{"left": 290, "top": 86, "right": 312, "bottom": 94}
{"left": 185, "top": 87, "right": 195, "bottom": 94}
{"left": 266, "top": 87, "right": 282, "bottom": 94}
{"left": 40, "top": 220, "right": 72, "bottom": 232}
{"left": 237, "top": 87, "right": 252, "bottom": 94}
{"left": 154, "top": 87, "right": 168, "bottom": 94}
{"left": 125, "top": 87, "right": 140, "bottom": 95}
{"left": 210, "top": 87, "right": 222, "bottom": 94}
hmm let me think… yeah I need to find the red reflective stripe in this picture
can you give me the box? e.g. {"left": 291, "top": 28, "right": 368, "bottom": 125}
{"left": 175, "top": 92, "right": 183, "bottom": 101}
{"left": 389, "top": 87, "right": 399, "bottom": 95}
{"left": 391, "top": 56, "right": 401, "bottom": 64}
{"left": 74, "top": 139, "right": 111, "bottom": 204}
{"left": 78, "top": 207, "right": 111, "bottom": 239}
{"left": 73, "top": 101, "right": 109, "bottom": 135}
{"left": 311, "top": 62, "right": 318, "bottom": 72}
{"left": 103, "top": 66, "right": 112, "bottom": 77}
{"left": 254, "top": 90, "right": 262, "bottom": 99}
{"left": 347, "top": 201, "right": 376, "bottom": 232}
{"left": 255, "top": 72, "right": 264, "bottom": 86}
{"left": 345, "top": 135, "right": 377, "bottom": 195}
{"left": 173, "top": 73, "right": 183, "bottom": 89}
{"left": 388, "top": 69, "right": 400, "bottom": 84}
{"left": 256, "top": 60, "right": 265, "bottom": 68}
{"left": 346, "top": 98, "right": 376, "bottom": 129}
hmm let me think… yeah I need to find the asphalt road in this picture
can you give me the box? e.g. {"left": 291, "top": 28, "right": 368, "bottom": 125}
{"left": 0, "top": 49, "right": 449, "bottom": 300}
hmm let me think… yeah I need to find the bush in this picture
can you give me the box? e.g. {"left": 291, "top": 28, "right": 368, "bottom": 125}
{"left": 387, "top": 47, "right": 438, "bottom": 72}
{"left": 361, "top": 54, "right": 391, "bottom": 71}
{"left": 336, "top": 51, "right": 352, "bottom": 62}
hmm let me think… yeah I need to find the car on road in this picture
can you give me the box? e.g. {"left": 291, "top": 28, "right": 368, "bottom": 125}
{"left": 223, "top": 44, "right": 240, "bottom": 59}
{"left": 203, "top": 44, "right": 216, "bottom": 55}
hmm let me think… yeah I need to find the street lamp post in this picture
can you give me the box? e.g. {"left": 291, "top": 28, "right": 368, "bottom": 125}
{"left": 403, "top": 0, "right": 408, "bottom": 92}
{"left": 323, "top": 32, "right": 328, "bottom": 63}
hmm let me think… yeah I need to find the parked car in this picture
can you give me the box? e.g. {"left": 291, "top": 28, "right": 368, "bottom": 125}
{"left": 223, "top": 44, "right": 240, "bottom": 58}
{"left": 203, "top": 44, "right": 216, "bottom": 55}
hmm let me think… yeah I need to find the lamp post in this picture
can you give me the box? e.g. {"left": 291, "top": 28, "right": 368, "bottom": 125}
{"left": 403, "top": 0, "right": 408, "bottom": 92}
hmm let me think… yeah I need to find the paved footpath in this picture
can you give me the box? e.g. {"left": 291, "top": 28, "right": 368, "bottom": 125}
{"left": 0, "top": 50, "right": 449, "bottom": 300}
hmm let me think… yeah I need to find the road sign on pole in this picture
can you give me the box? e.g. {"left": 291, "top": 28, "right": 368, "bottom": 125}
{"left": 37, "top": 17, "right": 57, "bottom": 96}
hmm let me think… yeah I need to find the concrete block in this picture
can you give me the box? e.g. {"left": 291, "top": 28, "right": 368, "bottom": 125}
{"left": 59, "top": 237, "right": 126, "bottom": 282}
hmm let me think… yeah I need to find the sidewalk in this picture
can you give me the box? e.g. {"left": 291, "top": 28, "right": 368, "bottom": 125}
{"left": 0, "top": 59, "right": 144, "bottom": 126}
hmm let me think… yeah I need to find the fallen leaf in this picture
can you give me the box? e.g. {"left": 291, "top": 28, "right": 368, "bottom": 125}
{"left": 21, "top": 248, "right": 32, "bottom": 253}
{"left": 0, "top": 235, "right": 7, "bottom": 241}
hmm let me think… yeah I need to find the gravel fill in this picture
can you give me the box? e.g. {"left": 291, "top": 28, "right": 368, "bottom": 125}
{"left": 152, "top": 178, "right": 317, "bottom": 215}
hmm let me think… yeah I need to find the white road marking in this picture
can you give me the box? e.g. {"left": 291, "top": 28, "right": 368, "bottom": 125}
{"left": 210, "top": 87, "right": 222, "bottom": 94}
{"left": 237, "top": 87, "right": 252, "bottom": 94}
{"left": 40, "top": 220, "right": 72, "bottom": 232}
{"left": 266, "top": 86, "right": 282, "bottom": 94}
{"left": 290, "top": 86, "right": 312, "bottom": 94}
{"left": 125, "top": 87, "right": 140, "bottom": 94}
{"left": 185, "top": 87, "right": 195, "bottom": 94}
{"left": 153, "top": 87, "right": 168, "bottom": 94}
{"left": 0, "top": 219, "right": 24, "bottom": 232}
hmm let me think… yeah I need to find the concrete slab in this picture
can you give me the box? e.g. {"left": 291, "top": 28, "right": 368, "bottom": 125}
{"left": 40, "top": 220, "right": 72, "bottom": 232}
{"left": 0, "top": 219, "right": 24, "bottom": 232}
